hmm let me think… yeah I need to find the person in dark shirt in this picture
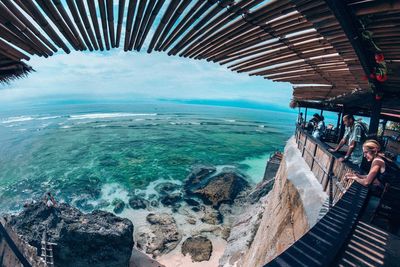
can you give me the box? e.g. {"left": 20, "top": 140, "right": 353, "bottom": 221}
{"left": 345, "top": 140, "right": 399, "bottom": 193}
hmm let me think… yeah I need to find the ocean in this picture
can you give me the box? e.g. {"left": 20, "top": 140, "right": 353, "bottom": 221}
{"left": 0, "top": 102, "right": 296, "bottom": 213}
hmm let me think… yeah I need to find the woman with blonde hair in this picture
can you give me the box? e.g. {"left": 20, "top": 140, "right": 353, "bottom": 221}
{"left": 345, "top": 139, "right": 393, "bottom": 194}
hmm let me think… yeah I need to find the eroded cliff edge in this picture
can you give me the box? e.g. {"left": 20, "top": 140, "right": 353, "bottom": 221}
{"left": 221, "top": 137, "right": 327, "bottom": 267}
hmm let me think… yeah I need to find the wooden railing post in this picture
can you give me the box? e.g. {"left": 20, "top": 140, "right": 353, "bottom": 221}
{"left": 302, "top": 135, "right": 308, "bottom": 157}
{"left": 327, "top": 156, "right": 335, "bottom": 209}
{"left": 310, "top": 143, "right": 318, "bottom": 171}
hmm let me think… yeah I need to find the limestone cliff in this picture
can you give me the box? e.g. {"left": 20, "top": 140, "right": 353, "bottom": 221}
{"left": 220, "top": 137, "right": 327, "bottom": 266}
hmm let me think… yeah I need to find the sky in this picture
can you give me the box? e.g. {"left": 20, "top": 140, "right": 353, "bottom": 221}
{"left": 0, "top": 49, "right": 294, "bottom": 109}
{"left": 0, "top": 0, "right": 294, "bottom": 110}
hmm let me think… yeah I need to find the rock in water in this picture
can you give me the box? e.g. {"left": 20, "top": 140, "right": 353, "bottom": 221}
{"left": 159, "top": 193, "right": 182, "bottom": 206}
{"left": 9, "top": 202, "right": 133, "bottom": 267}
{"left": 181, "top": 236, "right": 213, "bottom": 262}
{"left": 192, "top": 170, "right": 249, "bottom": 207}
{"left": 128, "top": 196, "right": 149, "bottom": 210}
{"left": 136, "top": 213, "right": 182, "bottom": 257}
{"left": 154, "top": 182, "right": 180, "bottom": 195}
{"left": 184, "top": 165, "right": 216, "bottom": 193}
{"left": 112, "top": 198, "right": 125, "bottom": 214}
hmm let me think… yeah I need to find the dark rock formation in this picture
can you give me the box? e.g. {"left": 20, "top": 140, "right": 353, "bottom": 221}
{"left": 184, "top": 165, "right": 216, "bottom": 193}
{"left": 154, "top": 182, "right": 180, "bottom": 195}
{"left": 201, "top": 208, "right": 222, "bottom": 225}
{"left": 181, "top": 236, "right": 213, "bottom": 262}
{"left": 263, "top": 152, "right": 282, "bottom": 181}
{"left": 188, "top": 169, "right": 249, "bottom": 207}
{"left": 160, "top": 193, "right": 182, "bottom": 206}
{"left": 184, "top": 198, "right": 200, "bottom": 207}
{"left": 9, "top": 202, "right": 133, "bottom": 267}
{"left": 112, "top": 198, "right": 125, "bottom": 214}
{"left": 129, "top": 196, "right": 149, "bottom": 210}
{"left": 136, "top": 213, "right": 182, "bottom": 257}
{"left": 247, "top": 179, "right": 275, "bottom": 204}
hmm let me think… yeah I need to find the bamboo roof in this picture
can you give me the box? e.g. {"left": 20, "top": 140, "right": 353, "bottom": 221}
{"left": 0, "top": 0, "right": 398, "bottom": 115}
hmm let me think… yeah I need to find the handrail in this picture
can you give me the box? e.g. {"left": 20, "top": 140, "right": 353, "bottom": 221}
{"left": 294, "top": 126, "right": 362, "bottom": 206}
{"left": 264, "top": 127, "right": 370, "bottom": 266}
{"left": 0, "top": 222, "right": 32, "bottom": 267}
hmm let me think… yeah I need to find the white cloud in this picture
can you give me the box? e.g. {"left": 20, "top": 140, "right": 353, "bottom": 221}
{"left": 0, "top": 49, "right": 293, "bottom": 106}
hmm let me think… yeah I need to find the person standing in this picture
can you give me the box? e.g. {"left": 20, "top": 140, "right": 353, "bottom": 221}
{"left": 297, "top": 112, "right": 304, "bottom": 126}
{"left": 312, "top": 114, "right": 325, "bottom": 140}
{"left": 329, "top": 114, "right": 366, "bottom": 166}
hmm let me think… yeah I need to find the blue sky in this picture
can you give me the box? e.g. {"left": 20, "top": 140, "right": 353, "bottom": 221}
{"left": 0, "top": 1, "right": 294, "bottom": 110}
{"left": 0, "top": 49, "right": 294, "bottom": 109}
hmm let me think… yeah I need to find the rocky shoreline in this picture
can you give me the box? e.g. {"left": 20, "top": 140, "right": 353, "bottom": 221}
{"left": 2, "top": 154, "right": 282, "bottom": 267}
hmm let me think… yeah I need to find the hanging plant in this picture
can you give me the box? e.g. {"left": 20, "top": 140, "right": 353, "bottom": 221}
{"left": 374, "top": 53, "right": 384, "bottom": 63}
{"left": 289, "top": 100, "right": 298, "bottom": 109}
{"left": 374, "top": 62, "right": 387, "bottom": 83}
{"left": 359, "top": 18, "right": 388, "bottom": 83}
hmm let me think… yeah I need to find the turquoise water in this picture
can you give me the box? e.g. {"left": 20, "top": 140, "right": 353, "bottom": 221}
{"left": 0, "top": 102, "right": 296, "bottom": 213}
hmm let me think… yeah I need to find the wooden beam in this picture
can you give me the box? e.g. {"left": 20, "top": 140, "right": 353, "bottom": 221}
{"left": 124, "top": 0, "right": 137, "bottom": 51}
{"left": 116, "top": 0, "right": 126, "bottom": 47}
{"left": 128, "top": 0, "right": 146, "bottom": 51}
{"left": 136, "top": 0, "right": 166, "bottom": 51}
{"left": 106, "top": 0, "right": 115, "bottom": 47}
{"left": 147, "top": 0, "right": 180, "bottom": 53}
{"left": 52, "top": 0, "right": 86, "bottom": 50}
{"left": 76, "top": 0, "right": 99, "bottom": 50}
{"left": 98, "top": 0, "right": 110, "bottom": 50}
{"left": 16, "top": 0, "right": 70, "bottom": 53}
{"left": 87, "top": 0, "right": 104, "bottom": 50}
{"left": 66, "top": 0, "right": 93, "bottom": 51}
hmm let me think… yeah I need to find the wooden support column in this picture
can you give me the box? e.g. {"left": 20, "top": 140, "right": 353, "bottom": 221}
{"left": 368, "top": 94, "right": 382, "bottom": 139}
{"left": 336, "top": 112, "right": 341, "bottom": 131}
{"left": 338, "top": 107, "right": 346, "bottom": 142}
{"left": 381, "top": 119, "right": 387, "bottom": 139}
{"left": 304, "top": 107, "right": 308, "bottom": 122}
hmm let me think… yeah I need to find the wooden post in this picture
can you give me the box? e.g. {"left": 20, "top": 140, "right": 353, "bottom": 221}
{"left": 327, "top": 156, "right": 335, "bottom": 208}
{"left": 310, "top": 143, "right": 318, "bottom": 171}
{"left": 304, "top": 107, "right": 308, "bottom": 122}
{"left": 338, "top": 107, "right": 346, "bottom": 142}
{"left": 368, "top": 94, "right": 382, "bottom": 139}
{"left": 336, "top": 112, "right": 341, "bottom": 131}
{"left": 381, "top": 119, "right": 387, "bottom": 139}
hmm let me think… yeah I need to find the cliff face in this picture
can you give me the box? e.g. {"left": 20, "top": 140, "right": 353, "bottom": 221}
{"left": 221, "top": 137, "right": 327, "bottom": 267}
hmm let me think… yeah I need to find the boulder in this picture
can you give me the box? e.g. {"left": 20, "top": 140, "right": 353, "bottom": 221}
{"left": 192, "top": 170, "right": 249, "bottom": 207}
{"left": 184, "top": 166, "right": 216, "bottom": 193}
{"left": 160, "top": 193, "right": 182, "bottom": 206}
{"left": 181, "top": 236, "right": 213, "bottom": 262}
{"left": 247, "top": 178, "right": 275, "bottom": 204}
{"left": 129, "top": 196, "right": 149, "bottom": 210}
{"left": 136, "top": 213, "right": 182, "bottom": 257}
{"left": 112, "top": 198, "right": 125, "bottom": 214}
{"left": 201, "top": 208, "right": 222, "bottom": 225}
{"left": 9, "top": 202, "right": 133, "bottom": 267}
{"left": 184, "top": 198, "right": 200, "bottom": 206}
{"left": 154, "top": 182, "right": 180, "bottom": 195}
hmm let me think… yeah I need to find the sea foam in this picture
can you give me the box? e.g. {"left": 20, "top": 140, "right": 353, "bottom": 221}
{"left": 68, "top": 113, "right": 158, "bottom": 120}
